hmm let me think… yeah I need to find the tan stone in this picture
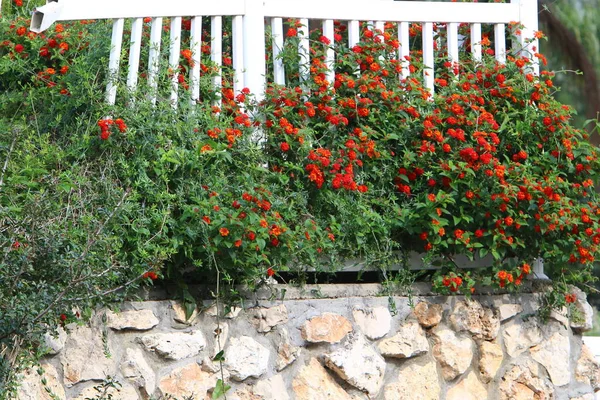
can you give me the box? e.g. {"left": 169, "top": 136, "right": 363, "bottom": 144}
{"left": 139, "top": 330, "right": 206, "bottom": 360}
{"left": 120, "top": 347, "right": 155, "bottom": 397}
{"left": 205, "top": 304, "right": 241, "bottom": 319}
{"left": 251, "top": 304, "right": 288, "bottom": 333}
{"left": 432, "top": 325, "right": 473, "bottom": 381}
{"left": 292, "top": 358, "right": 352, "bottom": 400}
{"left": 570, "top": 395, "right": 595, "bottom": 400}
{"left": 43, "top": 326, "right": 67, "bottom": 355}
{"left": 479, "top": 340, "right": 504, "bottom": 382}
{"left": 300, "top": 313, "right": 352, "bottom": 344}
{"left": 224, "top": 336, "right": 269, "bottom": 381}
{"left": 276, "top": 328, "right": 300, "bottom": 371}
{"left": 61, "top": 325, "right": 115, "bottom": 386}
{"left": 352, "top": 306, "right": 392, "bottom": 339}
{"left": 570, "top": 286, "right": 594, "bottom": 332}
{"left": 413, "top": 301, "right": 443, "bottom": 328}
{"left": 383, "top": 359, "right": 441, "bottom": 400}
{"left": 158, "top": 362, "right": 222, "bottom": 399}
{"left": 502, "top": 320, "right": 543, "bottom": 358}
{"left": 17, "top": 363, "right": 66, "bottom": 400}
{"left": 72, "top": 382, "right": 139, "bottom": 400}
{"left": 172, "top": 301, "right": 199, "bottom": 325}
{"left": 446, "top": 371, "right": 488, "bottom": 400}
{"left": 530, "top": 331, "right": 570, "bottom": 386}
{"left": 209, "top": 321, "right": 229, "bottom": 358}
{"left": 499, "top": 360, "right": 554, "bottom": 400}
{"left": 576, "top": 344, "right": 600, "bottom": 391}
{"left": 497, "top": 304, "right": 523, "bottom": 321}
{"left": 450, "top": 300, "right": 499, "bottom": 340}
{"left": 106, "top": 309, "right": 159, "bottom": 331}
{"left": 377, "top": 320, "right": 429, "bottom": 359}
{"left": 253, "top": 374, "right": 290, "bottom": 400}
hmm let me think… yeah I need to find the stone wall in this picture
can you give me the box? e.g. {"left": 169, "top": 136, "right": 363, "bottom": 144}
{"left": 16, "top": 285, "right": 600, "bottom": 400}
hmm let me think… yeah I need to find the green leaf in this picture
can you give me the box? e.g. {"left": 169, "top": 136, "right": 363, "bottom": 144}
{"left": 212, "top": 379, "right": 231, "bottom": 399}
{"left": 212, "top": 350, "right": 225, "bottom": 362}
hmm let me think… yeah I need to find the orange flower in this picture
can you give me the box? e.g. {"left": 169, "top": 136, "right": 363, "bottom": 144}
{"left": 219, "top": 228, "right": 229, "bottom": 237}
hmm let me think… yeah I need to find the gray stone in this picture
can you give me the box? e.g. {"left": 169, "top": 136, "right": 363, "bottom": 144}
{"left": 377, "top": 320, "right": 429, "bottom": 359}
{"left": 225, "top": 336, "right": 270, "bottom": 381}
{"left": 205, "top": 304, "right": 242, "bottom": 319}
{"left": 530, "top": 331, "right": 571, "bottom": 386}
{"left": 106, "top": 309, "right": 159, "bottom": 331}
{"left": 276, "top": 327, "right": 300, "bottom": 371}
{"left": 210, "top": 321, "right": 229, "bottom": 357}
{"left": 43, "top": 326, "right": 67, "bottom": 355}
{"left": 570, "top": 286, "right": 594, "bottom": 332}
{"left": 432, "top": 324, "right": 473, "bottom": 381}
{"left": 139, "top": 330, "right": 206, "bottom": 360}
{"left": 497, "top": 304, "right": 523, "bottom": 321}
{"left": 120, "top": 347, "right": 156, "bottom": 397}
{"left": 61, "top": 325, "right": 115, "bottom": 386}
{"left": 450, "top": 300, "right": 499, "bottom": 341}
{"left": 352, "top": 306, "right": 391, "bottom": 339}
{"left": 502, "top": 320, "right": 542, "bottom": 358}
{"left": 324, "top": 333, "right": 386, "bottom": 396}
{"left": 251, "top": 304, "right": 288, "bottom": 333}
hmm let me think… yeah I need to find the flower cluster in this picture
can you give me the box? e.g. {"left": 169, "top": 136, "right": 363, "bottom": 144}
{"left": 97, "top": 118, "right": 127, "bottom": 140}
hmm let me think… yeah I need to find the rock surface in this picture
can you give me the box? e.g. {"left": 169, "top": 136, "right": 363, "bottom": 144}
{"left": 139, "top": 330, "right": 206, "bottom": 360}
{"left": 413, "top": 301, "right": 443, "bottom": 328}
{"left": 432, "top": 324, "right": 473, "bottom": 381}
{"left": 251, "top": 304, "right": 288, "bottom": 333}
{"left": 530, "top": 331, "right": 571, "bottom": 386}
{"left": 498, "top": 360, "right": 554, "bottom": 400}
{"left": 225, "top": 336, "right": 270, "bottom": 381}
{"left": 171, "top": 302, "right": 199, "bottom": 325}
{"left": 300, "top": 313, "right": 352, "bottom": 343}
{"left": 120, "top": 347, "right": 156, "bottom": 396}
{"left": 292, "top": 358, "right": 352, "bottom": 400}
{"left": 106, "top": 309, "right": 159, "bottom": 331}
{"left": 61, "top": 325, "right": 115, "bottom": 386}
{"left": 17, "top": 364, "right": 65, "bottom": 400}
{"left": 446, "top": 371, "right": 488, "bottom": 400}
{"left": 72, "top": 382, "right": 139, "bottom": 400}
{"left": 158, "top": 362, "right": 221, "bottom": 399}
{"left": 253, "top": 374, "right": 290, "bottom": 400}
{"left": 497, "top": 304, "right": 523, "bottom": 321}
{"left": 450, "top": 300, "right": 499, "bottom": 340}
{"left": 383, "top": 359, "right": 441, "bottom": 400}
{"left": 323, "top": 333, "right": 386, "bottom": 396}
{"left": 570, "top": 286, "right": 594, "bottom": 332}
{"left": 43, "top": 326, "right": 67, "bottom": 355}
{"left": 502, "top": 320, "right": 543, "bottom": 357}
{"left": 276, "top": 327, "right": 300, "bottom": 371}
{"left": 352, "top": 306, "right": 391, "bottom": 339}
{"left": 478, "top": 340, "right": 504, "bottom": 382}
{"left": 576, "top": 344, "right": 600, "bottom": 391}
{"left": 377, "top": 320, "right": 429, "bottom": 359}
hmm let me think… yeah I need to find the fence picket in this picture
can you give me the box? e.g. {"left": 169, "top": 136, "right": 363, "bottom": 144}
{"left": 168, "top": 17, "right": 182, "bottom": 107}
{"left": 494, "top": 23, "right": 506, "bottom": 64}
{"left": 232, "top": 15, "right": 245, "bottom": 93}
{"left": 126, "top": 18, "right": 144, "bottom": 95}
{"left": 106, "top": 18, "right": 124, "bottom": 105}
{"left": 190, "top": 16, "right": 202, "bottom": 104}
{"left": 298, "top": 18, "right": 310, "bottom": 84}
{"left": 447, "top": 22, "right": 459, "bottom": 75}
{"left": 322, "top": 19, "right": 335, "bottom": 86}
{"left": 423, "top": 22, "right": 434, "bottom": 94}
{"left": 211, "top": 16, "right": 223, "bottom": 107}
{"left": 470, "top": 23, "right": 482, "bottom": 62}
{"left": 271, "top": 17, "right": 286, "bottom": 85}
{"left": 147, "top": 17, "right": 163, "bottom": 106}
{"left": 398, "top": 21, "right": 410, "bottom": 79}
{"left": 348, "top": 20, "right": 360, "bottom": 48}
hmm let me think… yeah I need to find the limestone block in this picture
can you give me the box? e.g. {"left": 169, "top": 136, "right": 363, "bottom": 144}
{"left": 72, "top": 382, "right": 139, "bottom": 400}
{"left": 43, "top": 326, "right": 67, "bottom": 355}
{"left": 570, "top": 286, "right": 594, "bottom": 332}
{"left": 251, "top": 304, "right": 288, "bottom": 333}
{"left": 383, "top": 359, "right": 441, "bottom": 400}
{"left": 300, "top": 312, "right": 352, "bottom": 344}
{"left": 275, "top": 327, "right": 300, "bottom": 371}
{"left": 502, "top": 320, "right": 543, "bottom": 358}
{"left": 478, "top": 340, "right": 504, "bottom": 382}
{"left": 377, "top": 320, "right": 429, "bottom": 359}
{"left": 446, "top": 371, "right": 488, "bottom": 400}
{"left": 106, "top": 309, "right": 159, "bottom": 331}
{"left": 323, "top": 333, "right": 386, "bottom": 396}
{"left": 292, "top": 358, "right": 353, "bottom": 400}
{"left": 224, "top": 336, "right": 270, "bottom": 381}
{"left": 171, "top": 301, "right": 199, "bottom": 325}
{"left": 530, "top": 331, "right": 571, "bottom": 386}
{"left": 205, "top": 304, "right": 242, "bottom": 319}
{"left": 497, "top": 304, "right": 523, "bottom": 321}
{"left": 253, "top": 374, "right": 290, "bottom": 400}
{"left": 413, "top": 301, "right": 443, "bottom": 328}
{"left": 570, "top": 394, "right": 595, "bottom": 400}
{"left": 352, "top": 306, "right": 391, "bottom": 339}
{"left": 432, "top": 324, "right": 473, "bottom": 381}
{"left": 139, "top": 330, "right": 206, "bottom": 360}
{"left": 158, "top": 362, "right": 223, "bottom": 399}
{"left": 499, "top": 360, "right": 554, "bottom": 400}
{"left": 450, "top": 300, "right": 499, "bottom": 341}
{"left": 576, "top": 344, "right": 600, "bottom": 391}
{"left": 209, "top": 321, "right": 229, "bottom": 357}
{"left": 17, "top": 363, "right": 65, "bottom": 400}
{"left": 120, "top": 347, "right": 156, "bottom": 397}
{"left": 61, "top": 325, "right": 115, "bottom": 386}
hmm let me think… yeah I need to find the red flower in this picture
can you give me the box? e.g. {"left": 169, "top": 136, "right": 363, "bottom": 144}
{"left": 202, "top": 216, "right": 211, "bottom": 224}
{"left": 267, "top": 267, "right": 275, "bottom": 277}
{"left": 100, "top": 131, "right": 110, "bottom": 140}
{"left": 60, "top": 314, "right": 67, "bottom": 322}
{"left": 286, "top": 28, "right": 297, "bottom": 37}
{"left": 14, "top": 44, "right": 24, "bottom": 53}
{"left": 219, "top": 228, "right": 230, "bottom": 237}
{"left": 565, "top": 294, "right": 577, "bottom": 304}
{"left": 280, "top": 142, "right": 290, "bottom": 152}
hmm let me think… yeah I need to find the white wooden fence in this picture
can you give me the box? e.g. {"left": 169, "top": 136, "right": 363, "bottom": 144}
{"left": 27, "top": 0, "right": 539, "bottom": 108}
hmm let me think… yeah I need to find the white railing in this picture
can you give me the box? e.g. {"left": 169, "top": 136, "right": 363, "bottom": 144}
{"left": 28, "top": 0, "right": 539, "bottom": 108}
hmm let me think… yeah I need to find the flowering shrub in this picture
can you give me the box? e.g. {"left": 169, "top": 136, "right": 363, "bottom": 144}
{"left": 1, "top": 3, "right": 599, "bottom": 389}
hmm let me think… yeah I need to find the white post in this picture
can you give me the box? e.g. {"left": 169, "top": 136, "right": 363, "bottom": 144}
{"left": 106, "top": 18, "right": 125, "bottom": 105}
{"left": 511, "top": 0, "right": 539, "bottom": 74}
{"left": 422, "top": 22, "right": 434, "bottom": 95}
{"left": 243, "top": 0, "right": 266, "bottom": 103}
